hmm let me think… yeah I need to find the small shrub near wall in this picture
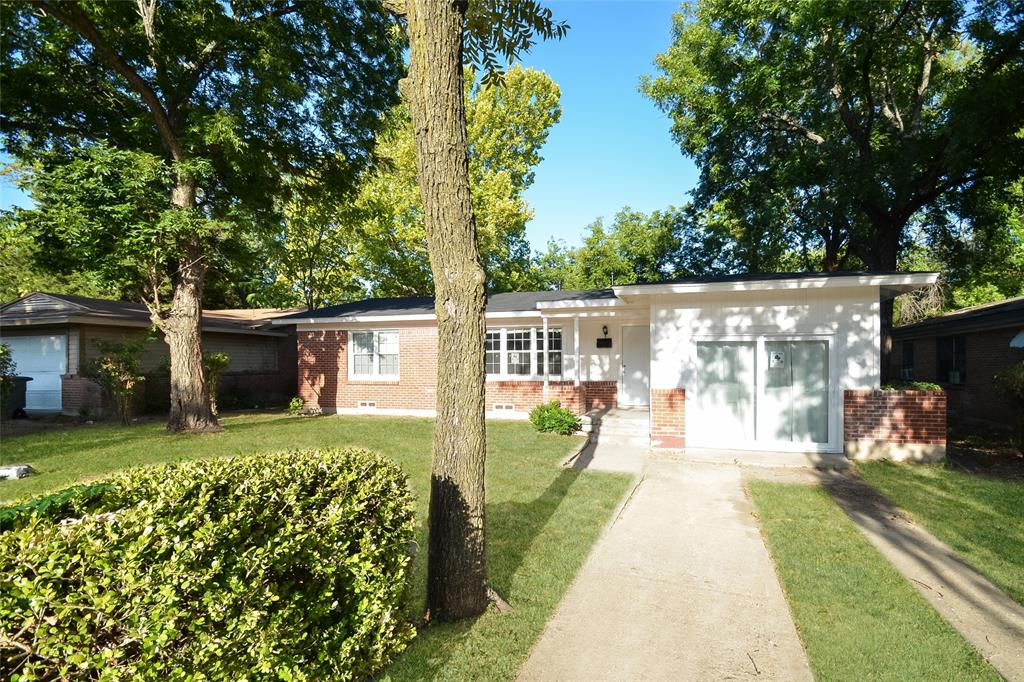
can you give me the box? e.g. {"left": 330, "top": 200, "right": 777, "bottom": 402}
{"left": 0, "top": 449, "right": 416, "bottom": 681}
{"left": 530, "top": 400, "right": 582, "bottom": 435}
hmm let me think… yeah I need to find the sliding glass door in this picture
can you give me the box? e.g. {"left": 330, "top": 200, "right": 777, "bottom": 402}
{"left": 691, "top": 337, "right": 835, "bottom": 451}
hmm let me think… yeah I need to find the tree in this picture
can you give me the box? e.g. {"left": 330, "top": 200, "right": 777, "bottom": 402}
{"left": 2, "top": 1, "right": 402, "bottom": 431}
{"left": 643, "top": 0, "right": 1024, "bottom": 375}
{"left": 385, "top": 0, "right": 566, "bottom": 621}
{"left": 264, "top": 66, "right": 562, "bottom": 305}
{"left": 533, "top": 207, "right": 682, "bottom": 289}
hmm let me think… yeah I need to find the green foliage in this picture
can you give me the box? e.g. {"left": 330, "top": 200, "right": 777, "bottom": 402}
{"left": 288, "top": 396, "right": 306, "bottom": 415}
{"left": 642, "top": 0, "right": 1024, "bottom": 273}
{"left": 0, "top": 482, "right": 114, "bottom": 533}
{"left": 529, "top": 400, "right": 581, "bottom": 436}
{"left": 0, "top": 342, "right": 16, "bottom": 404}
{"left": 259, "top": 67, "right": 562, "bottom": 304}
{"left": 0, "top": 448, "right": 416, "bottom": 680}
{"left": 534, "top": 207, "right": 683, "bottom": 289}
{"left": 993, "top": 361, "right": 1024, "bottom": 450}
{"left": 203, "top": 352, "right": 231, "bottom": 416}
{"left": 881, "top": 381, "right": 944, "bottom": 392}
{"left": 87, "top": 337, "right": 150, "bottom": 425}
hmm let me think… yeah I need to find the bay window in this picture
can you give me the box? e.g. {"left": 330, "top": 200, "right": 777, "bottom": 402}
{"left": 350, "top": 330, "right": 399, "bottom": 379}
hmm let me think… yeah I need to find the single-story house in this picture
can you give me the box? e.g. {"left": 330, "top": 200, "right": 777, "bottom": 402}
{"left": 891, "top": 295, "right": 1024, "bottom": 429}
{"left": 275, "top": 271, "right": 946, "bottom": 461}
{"left": 0, "top": 292, "right": 299, "bottom": 416}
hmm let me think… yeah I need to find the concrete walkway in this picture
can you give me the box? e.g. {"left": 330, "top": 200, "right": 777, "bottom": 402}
{"left": 824, "top": 475, "right": 1024, "bottom": 681}
{"left": 518, "top": 460, "right": 812, "bottom": 681}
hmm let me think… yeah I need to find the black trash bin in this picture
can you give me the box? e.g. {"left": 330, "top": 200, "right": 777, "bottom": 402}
{"left": 1, "top": 376, "right": 32, "bottom": 419}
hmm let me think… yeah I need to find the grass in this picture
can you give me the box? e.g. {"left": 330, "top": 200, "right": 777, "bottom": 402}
{"left": 0, "top": 412, "right": 633, "bottom": 680}
{"left": 748, "top": 480, "right": 1000, "bottom": 681}
{"left": 858, "top": 460, "right": 1024, "bottom": 606}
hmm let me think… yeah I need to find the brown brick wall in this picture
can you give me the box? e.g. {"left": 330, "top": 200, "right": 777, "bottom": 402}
{"left": 892, "top": 327, "right": 1024, "bottom": 428}
{"left": 61, "top": 375, "right": 104, "bottom": 416}
{"left": 843, "top": 389, "right": 946, "bottom": 445}
{"left": 651, "top": 388, "right": 685, "bottom": 449}
{"left": 297, "top": 327, "right": 615, "bottom": 415}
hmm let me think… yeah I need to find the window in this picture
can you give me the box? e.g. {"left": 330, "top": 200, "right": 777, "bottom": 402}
{"left": 350, "top": 330, "right": 399, "bottom": 379}
{"left": 484, "top": 327, "right": 563, "bottom": 378}
{"left": 937, "top": 335, "right": 966, "bottom": 385}
{"left": 485, "top": 331, "right": 502, "bottom": 375}
{"left": 900, "top": 341, "right": 915, "bottom": 380}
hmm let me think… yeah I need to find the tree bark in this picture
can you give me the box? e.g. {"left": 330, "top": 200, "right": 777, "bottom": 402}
{"left": 162, "top": 176, "right": 221, "bottom": 433}
{"left": 405, "top": 0, "right": 489, "bottom": 621}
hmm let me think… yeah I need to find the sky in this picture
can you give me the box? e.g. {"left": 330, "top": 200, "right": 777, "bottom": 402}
{"left": 0, "top": 1, "right": 698, "bottom": 250}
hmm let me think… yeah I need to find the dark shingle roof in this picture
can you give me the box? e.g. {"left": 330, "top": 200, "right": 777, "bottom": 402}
{"left": 894, "top": 295, "right": 1024, "bottom": 336}
{"left": 283, "top": 289, "right": 618, "bottom": 319}
{"left": 0, "top": 292, "right": 295, "bottom": 333}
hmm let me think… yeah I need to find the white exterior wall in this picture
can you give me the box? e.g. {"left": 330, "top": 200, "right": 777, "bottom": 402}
{"left": 650, "top": 286, "right": 881, "bottom": 392}
{"left": 575, "top": 316, "right": 648, "bottom": 382}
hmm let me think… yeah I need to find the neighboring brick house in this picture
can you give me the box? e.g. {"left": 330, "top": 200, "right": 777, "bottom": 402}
{"left": 276, "top": 271, "right": 946, "bottom": 461}
{"left": 891, "top": 296, "right": 1024, "bottom": 429}
{"left": 1, "top": 292, "right": 299, "bottom": 416}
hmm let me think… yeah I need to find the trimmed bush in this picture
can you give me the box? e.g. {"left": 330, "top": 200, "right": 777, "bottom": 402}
{"left": 529, "top": 400, "right": 581, "bottom": 435}
{"left": 0, "top": 448, "right": 416, "bottom": 681}
{"left": 881, "top": 380, "right": 943, "bottom": 392}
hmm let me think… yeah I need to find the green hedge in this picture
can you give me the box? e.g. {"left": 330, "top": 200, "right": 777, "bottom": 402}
{"left": 529, "top": 400, "right": 581, "bottom": 436}
{"left": 881, "top": 380, "right": 943, "bottom": 392}
{"left": 0, "top": 449, "right": 416, "bottom": 681}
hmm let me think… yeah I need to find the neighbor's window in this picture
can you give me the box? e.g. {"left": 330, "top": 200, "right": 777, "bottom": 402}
{"left": 485, "top": 327, "right": 563, "bottom": 378}
{"left": 937, "top": 335, "right": 966, "bottom": 385}
{"left": 351, "top": 330, "right": 399, "bottom": 378}
{"left": 900, "top": 341, "right": 915, "bottom": 379}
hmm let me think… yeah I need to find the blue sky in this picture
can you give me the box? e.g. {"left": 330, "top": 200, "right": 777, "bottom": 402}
{"left": 0, "top": 1, "right": 697, "bottom": 250}
{"left": 517, "top": 1, "right": 698, "bottom": 248}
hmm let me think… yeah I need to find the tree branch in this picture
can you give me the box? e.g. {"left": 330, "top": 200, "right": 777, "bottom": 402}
{"left": 33, "top": 0, "right": 183, "bottom": 160}
{"left": 759, "top": 111, "right": 825, "bottom": 144}
{"left": 382, "top": 0, "right": 407, "bottom": 17}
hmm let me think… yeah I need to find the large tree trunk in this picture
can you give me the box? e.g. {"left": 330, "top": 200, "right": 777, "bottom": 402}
{"left": 866, "top": 221, "right": 902, "bottom": 385}
{"left": 162, "top": 177, "right": 221, "bottom": 433}
{"left": 405, "top": 0, "right": 489, "bottom": 621}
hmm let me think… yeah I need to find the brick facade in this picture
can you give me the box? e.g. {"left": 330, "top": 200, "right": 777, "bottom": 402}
{"left": 843, "top": 389, "right": 947, "bottom": 462}
{"left": 650, "top": 388, "right": 685, "bottom": 449}
{"left": 61, "top": 375, "right": 105, "bottom": 416}
{"left": 297, "top": 328, "right": 619, "bottom": 416}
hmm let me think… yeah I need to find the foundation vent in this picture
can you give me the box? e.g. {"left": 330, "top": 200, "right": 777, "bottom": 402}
{"left": 357, "top": 400, "right": 377, "bottom": 409}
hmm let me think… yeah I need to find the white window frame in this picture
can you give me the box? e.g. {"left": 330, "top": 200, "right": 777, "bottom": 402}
{"left": 484, "top": 326, "right": 563, "bottom": 381}
{"left": 348, "top": 329, "right": 400, "bottom": 381}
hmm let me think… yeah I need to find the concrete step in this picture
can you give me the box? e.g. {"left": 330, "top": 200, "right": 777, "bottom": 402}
{"left": 593, "top": 434, "right": 651, "bottom": 448}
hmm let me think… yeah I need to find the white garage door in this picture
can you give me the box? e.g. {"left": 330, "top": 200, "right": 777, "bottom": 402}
{"left": 4, "top": 334, "right": 66, "bottom": 411}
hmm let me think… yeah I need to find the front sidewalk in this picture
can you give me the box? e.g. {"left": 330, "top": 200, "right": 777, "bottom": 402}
{"left": 518, "top": 459, "right": 812, "bottom": 681}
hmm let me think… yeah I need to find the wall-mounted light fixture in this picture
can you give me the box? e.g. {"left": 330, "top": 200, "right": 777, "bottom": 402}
{"left": 602, "top": 325, "right": 609, "bottom": 337}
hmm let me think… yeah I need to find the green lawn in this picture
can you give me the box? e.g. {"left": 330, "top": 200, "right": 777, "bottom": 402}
{"left": 748, "top": 480, "right": 1000, "bottom": 682}
{"left": 0, "top": 413, "right": 633, "bottom": 680}
{"left": 859, "top": 461, "right": 1024, "bottom": 606}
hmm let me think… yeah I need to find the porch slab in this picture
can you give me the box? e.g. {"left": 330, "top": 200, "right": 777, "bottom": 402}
{"left": 661, "top": 447, "right": 850, "bottom": 470}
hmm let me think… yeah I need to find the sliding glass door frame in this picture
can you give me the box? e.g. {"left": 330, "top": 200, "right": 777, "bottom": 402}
{"left": 689, "top": 333, "right": 840, "bottom": 453}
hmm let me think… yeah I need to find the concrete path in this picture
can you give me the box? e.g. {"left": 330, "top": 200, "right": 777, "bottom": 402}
{"left": 825, "top": 475, "right": 1024, "bottom": 681}
{"left": 518, "top": 460, "right": 812, "bottom": 681}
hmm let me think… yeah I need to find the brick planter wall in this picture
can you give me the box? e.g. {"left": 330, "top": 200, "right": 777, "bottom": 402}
{"left": 844, "top": 389, "right": 947, "bottom": 462}
{"left": 651, "top": 388, "right": 685, "bottom": 449}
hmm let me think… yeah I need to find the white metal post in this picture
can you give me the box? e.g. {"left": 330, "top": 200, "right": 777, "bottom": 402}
{"left": 543, "top": 316, "right": 550, "bottom": 398}
{"left": 573, "top": 315, "right": 581, "bottom": 387}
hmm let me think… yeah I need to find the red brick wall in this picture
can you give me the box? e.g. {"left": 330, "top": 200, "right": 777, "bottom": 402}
{"left": 843, "top": 390, "right": 946, "bottom": 445}
{"left": 651, "top": 388, "right": 685, "bottom": 449}
{"left": 297, "top": 327, "right": 617, "bottom": 415}
{"left": 61, "top": 375, "right": 104, "bottom": 416}
{"left": 297, "top": 327, "right": 438, "bottom": 411}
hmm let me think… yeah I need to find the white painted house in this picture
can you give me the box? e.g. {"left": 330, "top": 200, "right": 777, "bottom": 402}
{"left": 280, "top": 271, "right": 946, "bottom": 461}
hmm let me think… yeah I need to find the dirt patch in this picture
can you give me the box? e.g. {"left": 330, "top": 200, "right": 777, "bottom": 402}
{"left": 946, "top": 423, "right": 1024, "bottom": 481}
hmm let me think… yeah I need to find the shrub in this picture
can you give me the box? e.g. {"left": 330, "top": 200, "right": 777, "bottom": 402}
{"left": 881, "top": 380, "right": 943, "bottom": 392}
{"left": 529, "top": 400, "right": 581, "bottom": 435}
{"left": 88, "top": 337, "right": 149, "bottom": 424}
{"left": 0, "top": 448, "right": 417, "bottom": 680}
{"left": 0, "top": 342, "right": 17, "bottom": 404}
{"left": 203, "top": 352, "right": 231, "bottom": 415}
{"left": 288, "top": 395, "right": 306, "bottom": 414}
{"left": 994, "top": 361, "right": 1024, "bottom": 451}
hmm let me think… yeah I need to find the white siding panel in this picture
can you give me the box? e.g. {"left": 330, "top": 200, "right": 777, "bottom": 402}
{"left": 650, "top": 287, "right": 881, "bottom": 391}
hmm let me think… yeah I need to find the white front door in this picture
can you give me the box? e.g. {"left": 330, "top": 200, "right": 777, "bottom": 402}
{"left": 619, "top": 325, "right": 650, "bottom": 406}
{"left": 4, "top": 334, "right": 66, "bottom": 411}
